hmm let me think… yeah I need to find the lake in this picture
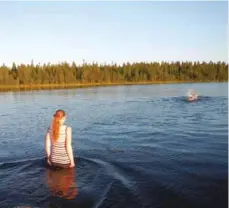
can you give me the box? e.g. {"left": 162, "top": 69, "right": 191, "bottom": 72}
{"left": 0, "top": 82, "right": 228, "bottom": 208}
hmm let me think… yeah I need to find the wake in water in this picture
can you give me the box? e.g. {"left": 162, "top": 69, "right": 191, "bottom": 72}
{"left": 158, "top": 95, "right": 212, "bottom": 103}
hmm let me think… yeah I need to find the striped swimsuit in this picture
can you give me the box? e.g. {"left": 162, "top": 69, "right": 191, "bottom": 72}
{"left": 48, "top": 125, "right": 71, "bottom": 168}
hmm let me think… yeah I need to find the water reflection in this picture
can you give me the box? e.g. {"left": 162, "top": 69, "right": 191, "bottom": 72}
{"left": 46, "top": 167, "right": 78, "bottom": 200}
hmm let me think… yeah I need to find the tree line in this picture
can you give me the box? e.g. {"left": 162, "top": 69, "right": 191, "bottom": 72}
{"left": 0, "top": 61, "right": 227, "bottom": 86}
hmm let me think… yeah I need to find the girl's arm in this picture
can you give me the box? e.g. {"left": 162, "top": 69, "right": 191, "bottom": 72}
{"left": 45, "top": 130, "right": 51, "bottom": 160}
{"left": 66, "top": 126, "right": 75, "bottom": 167}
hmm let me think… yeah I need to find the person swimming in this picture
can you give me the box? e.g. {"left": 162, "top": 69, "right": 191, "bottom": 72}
{"left": 45, "top": 109, "right": 75, "bottom": 168}
{"left": 187, "top": 89, "right": 198, "bottom": 101}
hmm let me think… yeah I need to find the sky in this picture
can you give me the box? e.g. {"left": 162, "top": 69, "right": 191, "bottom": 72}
{"left": 0, "top": 1, "right": 228, "bottom": 66}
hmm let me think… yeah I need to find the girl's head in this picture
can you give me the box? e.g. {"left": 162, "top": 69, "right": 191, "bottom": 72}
{"left": 52, "top": 109, "right": 66, "bottom": 142}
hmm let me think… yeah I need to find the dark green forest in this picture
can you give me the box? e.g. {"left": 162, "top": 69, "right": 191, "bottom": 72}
{"left": 0, "top": 61, "right": 227, "bottom": 90}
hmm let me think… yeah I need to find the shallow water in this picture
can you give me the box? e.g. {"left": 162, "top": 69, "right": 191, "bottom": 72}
{"left": 0, "top": 82, "right": 228, "bottom": 208}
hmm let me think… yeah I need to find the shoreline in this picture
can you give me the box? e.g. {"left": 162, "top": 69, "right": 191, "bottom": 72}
{"left": 0, "top": 80, "right": 227, "bottom": 93}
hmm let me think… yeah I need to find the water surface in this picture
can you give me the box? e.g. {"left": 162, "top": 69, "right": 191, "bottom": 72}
{"left": 0, "top": 82, "right": 227, "bottom": 208}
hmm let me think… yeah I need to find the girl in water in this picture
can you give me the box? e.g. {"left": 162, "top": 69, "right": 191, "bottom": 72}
{"left": 45, "top": 109, "right": 75, "bottom": 168}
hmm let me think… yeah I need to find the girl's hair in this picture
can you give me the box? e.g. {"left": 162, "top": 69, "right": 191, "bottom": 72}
{"left": 52, "top": 109, "right": 66, "bottom": 142}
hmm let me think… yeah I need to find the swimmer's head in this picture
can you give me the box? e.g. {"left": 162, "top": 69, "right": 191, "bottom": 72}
{"left": 188, "top": 89, "right": 193, "bottom": 96}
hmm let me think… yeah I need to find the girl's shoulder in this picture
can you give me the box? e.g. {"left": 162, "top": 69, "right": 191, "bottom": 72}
{"left": 63, "top": 124, "right": 71, "bottom": 131}
{"left": 47, "top": 126, "right": 51, "bottom": 133}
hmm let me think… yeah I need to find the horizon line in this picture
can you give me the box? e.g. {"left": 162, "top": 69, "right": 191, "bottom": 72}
{"left": 1, "top": 59, "right": 228, "bottom": 67}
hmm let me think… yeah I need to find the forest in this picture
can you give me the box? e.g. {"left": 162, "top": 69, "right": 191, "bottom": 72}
{"left": 0, "top": 61, "right": 227, "bottom": 91}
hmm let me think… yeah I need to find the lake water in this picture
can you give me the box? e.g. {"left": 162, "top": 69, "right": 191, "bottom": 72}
{"left": 0, "top": 82, "right": 228, "bottom": 208}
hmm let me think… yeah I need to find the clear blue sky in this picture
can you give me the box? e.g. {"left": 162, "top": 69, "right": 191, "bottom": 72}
{"left": 0, "top": 1, "right": 227, "bottom": 66}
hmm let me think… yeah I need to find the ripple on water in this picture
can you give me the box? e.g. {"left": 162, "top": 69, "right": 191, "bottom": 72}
{"left": 0, "top": 83, "right": 227, "bottom": 208}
